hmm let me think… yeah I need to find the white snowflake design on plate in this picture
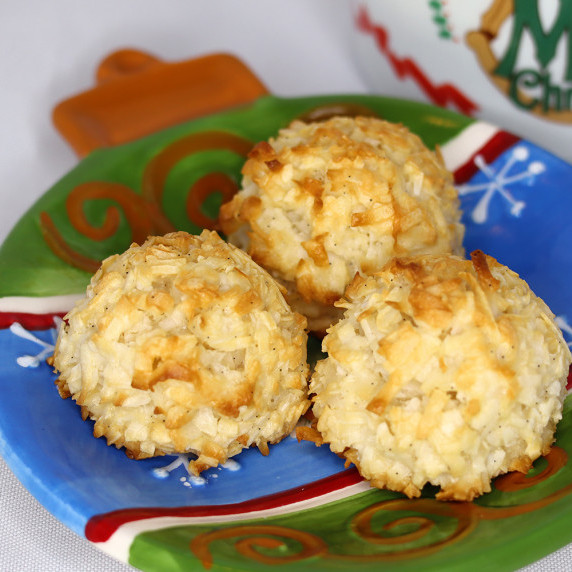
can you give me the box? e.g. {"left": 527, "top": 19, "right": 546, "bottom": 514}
{"left": 9, "top": 320, "right": 61, "bottom": 368}
{"left": 153, "top": 454, "right": 241, "bottom": 487}
{"left": 458, "top": 145, "right": 545, "bottom": 224}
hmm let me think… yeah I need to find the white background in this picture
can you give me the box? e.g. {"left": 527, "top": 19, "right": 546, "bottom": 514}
{"left": 0, "top": 1, "right": 569, "bottom": 570}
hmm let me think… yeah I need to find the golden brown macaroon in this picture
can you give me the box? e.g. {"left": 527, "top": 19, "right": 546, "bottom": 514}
{"left": 309, "top": 251, "right": 572, "bottom": 501}
{"left": 52, "top": 230, "right": 309, "bottom": 474}
{"left": 219, "top": 116, "right": 464, "bottom": 333}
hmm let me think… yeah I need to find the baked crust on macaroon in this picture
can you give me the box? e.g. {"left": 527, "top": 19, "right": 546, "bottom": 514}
{"left": 219, "top": 116, "right": 464, "bottom": 332}
{"left": 52, "top": 230, "right": 309, "bottom": 474}
{"left": 309, "top": 251, "right": 572, "bottom": 501}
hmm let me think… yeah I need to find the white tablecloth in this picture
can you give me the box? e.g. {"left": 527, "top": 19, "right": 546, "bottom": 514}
{"left": 0, "top": 1, "right": 570, "bottom": 570}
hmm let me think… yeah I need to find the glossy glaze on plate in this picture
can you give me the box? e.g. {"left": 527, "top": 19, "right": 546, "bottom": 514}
{"left": 0, "top": 94, "right": 571, "bottom": 571}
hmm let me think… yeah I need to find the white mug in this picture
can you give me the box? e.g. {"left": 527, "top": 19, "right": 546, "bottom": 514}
{"left": 350, "top": 0, "right": 572, "bottom": 163}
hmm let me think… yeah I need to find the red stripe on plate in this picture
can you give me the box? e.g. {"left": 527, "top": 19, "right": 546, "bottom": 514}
{"left": 454, "top": 131, "right": 521, "bottom": 184}
{"left": 0, "top": 312, "right": 64, "bottom": 330}
{"left": 85, "top": 467, "right": 362, "bottom": 543}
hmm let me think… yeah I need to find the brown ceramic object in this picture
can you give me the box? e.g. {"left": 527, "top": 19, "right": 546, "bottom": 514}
{"left": 52, "top": 49, "right": 269, "bottom": 157}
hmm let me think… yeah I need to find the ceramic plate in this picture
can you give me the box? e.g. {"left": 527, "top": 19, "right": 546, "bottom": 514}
{"left": 1, "top": 95, "right": 572, "bottom": 572}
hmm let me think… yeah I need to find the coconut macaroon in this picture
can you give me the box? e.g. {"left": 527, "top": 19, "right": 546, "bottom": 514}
{"left": 219, "top": 116, "right": 464, "bottom": 333}
{"left": 52, "top": 230, "right": 309, "bottom": 474}
{"left": 309, "top": 251, "right": 572, "bottom": 501}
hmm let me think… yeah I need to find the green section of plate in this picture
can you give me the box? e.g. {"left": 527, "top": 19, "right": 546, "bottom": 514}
{"left": 127, "top": 396, "right": 572, "bottom": 571}
{"left": 0, "top": 94, "right": 472, "bottom": 299}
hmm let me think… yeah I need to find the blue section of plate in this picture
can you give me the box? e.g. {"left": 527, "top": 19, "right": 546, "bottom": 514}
{"left": 459, "top": 140, "right": 572, "bottom": 321}
{"left": 0, "top": 136, "right": 571, "bottom": 542}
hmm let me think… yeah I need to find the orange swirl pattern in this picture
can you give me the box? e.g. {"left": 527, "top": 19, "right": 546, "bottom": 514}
{"left": 345, "top": 498, "right": 478, "bottom": 561}
{"left": 184, "top": 172, "right": 240, "bottom": 230}
{"left": 39, "top": 131, "right": 253, "bottom": 273}
{"left": 191, "top": 447, "right": 572, "bottom": 568}
{"left": 141, "top": 131, "right": 253, "bottom": 232}
{"left": 189, "top": 525, "right": 328, "bottom": 570}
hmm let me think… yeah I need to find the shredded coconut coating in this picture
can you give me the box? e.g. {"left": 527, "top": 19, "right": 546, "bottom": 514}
{"left": 310, "top": 252, "right": 572, "bottom": 501}
{"left": 219, "top": 116, "right": 464, "bottom": 332}
{"left": 53, "top": 231, "right": 309, "bottom": 474}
